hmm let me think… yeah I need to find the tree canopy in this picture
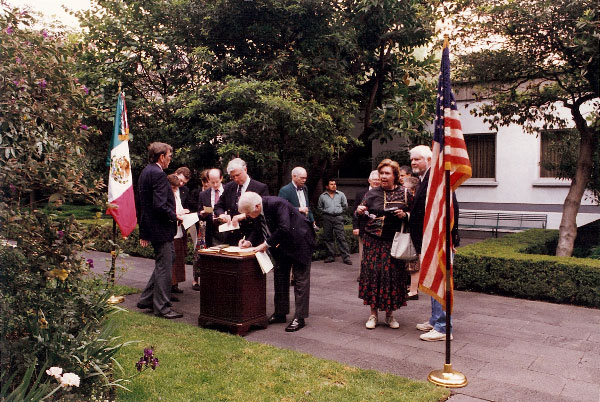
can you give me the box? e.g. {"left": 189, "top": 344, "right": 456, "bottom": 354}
{"left": 74, "top": 0, "right": 439, "bottom": 193}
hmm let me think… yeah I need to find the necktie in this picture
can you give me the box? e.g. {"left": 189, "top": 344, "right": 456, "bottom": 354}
{"left": 214, "top": 189, "right": 220, "bottom": 204}
{"left": 260, "top": 215, "right": 271, "bottom": 241}
{"left": 236, "top": 185, "right": 242, "bottom": 201}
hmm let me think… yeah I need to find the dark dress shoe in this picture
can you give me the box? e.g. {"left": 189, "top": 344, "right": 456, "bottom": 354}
{"left": 166, "top": 301, "right": 173, "bottom": 307}
{"left": 192, "top": 283, "right": 201, "bottom": 291}
{"left": 170, "top": 296, "right": 180, "bottom": 302}
{"left": 171, "top": 285, "right": 183, "bottom": 294}
{"left": 324, "top": 257, "right": 335, "bottom": 263}
{"left": 156, "top": 310, "right": 183, "bottom": 319}
{"left": 343, "top": 259, "right": 353, "bottom": 265}
{"left": 285, "top": 318, "right": 305, "bottom": 332}
{"left": 408, "top": 293, "right": 419, "bottom": 300}
{"left": 136, "top": 302, "right": 153, "bottom": 310}
{"left": 268, "top": 314, "right": 287, "bottom": 324}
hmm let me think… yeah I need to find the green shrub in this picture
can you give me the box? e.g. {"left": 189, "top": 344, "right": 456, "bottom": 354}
{"left": 0, "top": 211, "right": 128, "bottom": 399}
{"left": 455, "top": 229, "right": 600, "bottom": 308}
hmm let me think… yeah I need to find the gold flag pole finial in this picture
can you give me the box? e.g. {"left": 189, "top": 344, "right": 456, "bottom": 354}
{"left": 443, "top": 34, "right": 449, "bottom": 49}
{"left": 118, "top": 81, "right": 122, "bottom": 94}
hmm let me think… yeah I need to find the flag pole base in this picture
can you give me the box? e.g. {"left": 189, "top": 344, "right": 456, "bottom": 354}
{"left": 428, "top": 364, "right": 468, "bottom": 388}
{"left": 107, "top": 295, "right": 125, "bottom": 304}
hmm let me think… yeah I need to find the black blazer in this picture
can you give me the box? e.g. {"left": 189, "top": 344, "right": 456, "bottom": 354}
{"left": 197, "top": 188, "right": 220, "bottom": 247}
{"left": 213, "top": 179, "right": 269, "bottom": 243}
{"left": 247, "top": 196, "right": 316, "bottom": 265}
{"left": 409, "top": 169, "right": 460, "bottom": 254}
{"left": 180, "top": 185, "right": 193, "bottom": 211}
{"left": 137, "top": 163, "right": 177, "bottom": 243}
{"left": 213, "top": 179, "right": 269, "bottom": 217}
{"left": 352, "top": 188, "right": 369, "bottom": 235}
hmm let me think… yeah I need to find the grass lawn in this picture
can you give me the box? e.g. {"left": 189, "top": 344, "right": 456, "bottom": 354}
{"left": 111, "top": 311, "right": 450, "bottom": 402}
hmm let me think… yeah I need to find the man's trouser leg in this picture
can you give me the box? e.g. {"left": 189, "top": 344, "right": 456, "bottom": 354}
{"left": 139, "top": 241, "right": 174, "bottom": 315}
{"left": 273, "top": 257, "right": 292, "bottom": 317}
{"left": 322, "top": 215, "right": 336, "bottom": 258}
{"left": 291, "top": 258, "right": 311, "bottom": 319}
{"left": 332, "top": 217, "right": 350, "bottom": 259}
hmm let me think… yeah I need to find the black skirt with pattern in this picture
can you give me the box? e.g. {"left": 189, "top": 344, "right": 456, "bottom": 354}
{"left": 358, "top": 233, "right": 409, "bottom": 312}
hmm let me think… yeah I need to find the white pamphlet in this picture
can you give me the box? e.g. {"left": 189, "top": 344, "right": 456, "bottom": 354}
{"left": 255, "top": 251, "right": 273, "bottom": 274}
{"left": 181, "top": 212, "right": 199, "bottom": 230}
{"left": 218, "top": 221, "right": 240, "bottom": 232}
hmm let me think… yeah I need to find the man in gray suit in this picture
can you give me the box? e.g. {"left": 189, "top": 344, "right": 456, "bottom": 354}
{"left": 136, "top": 142, "right": 184, "bottom": 319}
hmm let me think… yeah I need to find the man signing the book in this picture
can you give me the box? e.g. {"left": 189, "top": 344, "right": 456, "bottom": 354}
{"left": 237, "top": 192, "right": 316, "bottom": 332}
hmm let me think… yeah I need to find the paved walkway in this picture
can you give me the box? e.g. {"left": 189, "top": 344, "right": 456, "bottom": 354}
{"left": 87, "top": 248, "right": 600, "bottom": 402}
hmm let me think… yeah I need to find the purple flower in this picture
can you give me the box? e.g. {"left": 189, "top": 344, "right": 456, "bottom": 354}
{"left": 41, "top": 29, "right": 48, "bottom": 38}
{"left": 57, "top": 230, "right": 64, "bottom": 239}
{"left": 150, "top": 357, "right": 159, "bottom": 370}
{"left": 15, "top": 57, "right": 21, "bottom": 64}
{"left": 5, "top": 26, "right": 13, "bottom": 35}
{"left": 135, "top": 358, "right": 144, "bottom": 372}
{"left": 9, "top": 184, "right": 16, "bottom": 193}
{"left": 143, "top": 348, "right": 154, "bottom": 360}
{"left": 86, "top": 259, "right": 94, "bottom": 269}
{"left": 81, "top": 85, "right": 89, "bottom": 95}
{"left": 38, "top": 79, "right": 47, "bottom": 89}
{"left": 80, "top": 124, "right": 88, "bottom": 130}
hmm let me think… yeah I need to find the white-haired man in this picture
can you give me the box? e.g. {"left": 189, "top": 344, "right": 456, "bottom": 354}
{"left": 238, "top": 192, "right": 316, "bottom": 332}
{"left": 214, "top": 157, "right": 269, "bottom": 243}
{"left": 278, "top": 166, "right": 314, "bottom": 223}
{"left": 409, "top": 145, "right": 459, "bottom": 341}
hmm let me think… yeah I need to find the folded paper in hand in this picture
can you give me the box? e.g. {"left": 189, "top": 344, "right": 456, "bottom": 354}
{"left": 255, "top": 251, "right": 273, "bottom": 274}
{"left": 218, "top": 221, "right": 240, "bottom": 232}
{"left": 181, "top": 212, "right": 199, "bottom": 230}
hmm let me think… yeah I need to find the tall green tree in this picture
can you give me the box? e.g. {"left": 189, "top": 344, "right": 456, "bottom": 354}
{"left": 452, "top": 0, "right": 599, "bottom": 257}
{"left": 180, "top": 0, "right": 361, "bottom": 189}
{"left": 349, "top": 0, "right": 438, "bottom": 141}
{"left": 176, "top": 77, "right": 358, "bottom": 190}
{"left": 75, "top": 0, "right": 212, "bottom": 173}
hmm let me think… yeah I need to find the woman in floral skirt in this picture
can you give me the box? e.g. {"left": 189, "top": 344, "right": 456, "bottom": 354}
{"left": 355, "top": 159, "right": 413, "bottom": 329}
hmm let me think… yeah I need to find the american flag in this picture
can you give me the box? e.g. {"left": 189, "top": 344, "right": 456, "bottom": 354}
{"left": 418, "top": 40, "right": 472, "bottom": 311}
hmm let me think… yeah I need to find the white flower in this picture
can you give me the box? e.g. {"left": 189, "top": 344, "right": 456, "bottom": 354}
{"left": 45, "top": 366, "right": 63, "bottom": 379}
{"left": 59, "top": 373, "right": 80, "bottom": 388}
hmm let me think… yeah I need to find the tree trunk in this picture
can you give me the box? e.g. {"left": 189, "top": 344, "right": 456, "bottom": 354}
{"left": 555, "top": 107, "right": 595, "bottom": 256}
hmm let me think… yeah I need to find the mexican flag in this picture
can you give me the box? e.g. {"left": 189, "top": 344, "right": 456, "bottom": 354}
{"left": 106, "top": 92, "right": 137, "bottom": 237}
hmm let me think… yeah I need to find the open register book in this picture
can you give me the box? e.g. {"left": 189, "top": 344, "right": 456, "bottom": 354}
{"left": 197, "top": 246, "right": 273, "bottom": 274}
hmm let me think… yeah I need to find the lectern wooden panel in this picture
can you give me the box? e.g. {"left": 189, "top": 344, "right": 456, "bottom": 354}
{"left": 197, "top": 253, "right": 268, "bottom": 336}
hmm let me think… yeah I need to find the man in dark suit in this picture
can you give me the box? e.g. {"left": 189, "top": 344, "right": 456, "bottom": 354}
{"left": 136, "top": 142, "right": 183, "bottom": 319}
{"left": 238, "top": 192, "right": 316, "bottom": 332}
{"left": 214, "top": 157, "right": 269, "bottom": 243}
{"left": 352, "top": 170, "right": 380, "bottom": 280}
{"left": 197, "top": 168, "right": 226, "bottom": 248}
{"left": 409, "top": 145, "right": 459, "bottom": 341}
{"left": 278, "top": 166, "right": 314, "bottom": 223}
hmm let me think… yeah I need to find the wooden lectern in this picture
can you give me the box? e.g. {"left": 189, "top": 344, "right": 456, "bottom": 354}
{"left": 197, "top": 252, "right": 268, "bottom": 336}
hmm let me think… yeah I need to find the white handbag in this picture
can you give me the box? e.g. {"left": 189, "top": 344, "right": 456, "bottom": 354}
{"left": 391, "top": 222, "right": 417, "bottom": 261}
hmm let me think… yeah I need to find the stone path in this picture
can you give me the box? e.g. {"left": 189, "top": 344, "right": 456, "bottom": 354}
{"left": 87, "top": 249, "right": 600, "bottom": 402}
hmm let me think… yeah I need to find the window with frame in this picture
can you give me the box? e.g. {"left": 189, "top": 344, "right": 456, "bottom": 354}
{"left": 464, "top": 133, "right": 496, "bottom": 179}
{"left": 539, "top": 129, "right": 577, "bottom": 178}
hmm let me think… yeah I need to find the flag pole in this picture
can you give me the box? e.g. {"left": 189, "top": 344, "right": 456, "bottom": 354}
{"left": 427, "top": 35, "right": 467, "bottom": 388}
{"left": 107, "top": 82, "right": 125, "bottom": 305}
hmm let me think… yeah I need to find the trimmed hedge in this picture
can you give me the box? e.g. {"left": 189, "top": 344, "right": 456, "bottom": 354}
{"left": 82, "top": 221, "right": 358, "bottom": 263}
{"left": 455, "top": 229, "right": 600, "bottom": 308}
